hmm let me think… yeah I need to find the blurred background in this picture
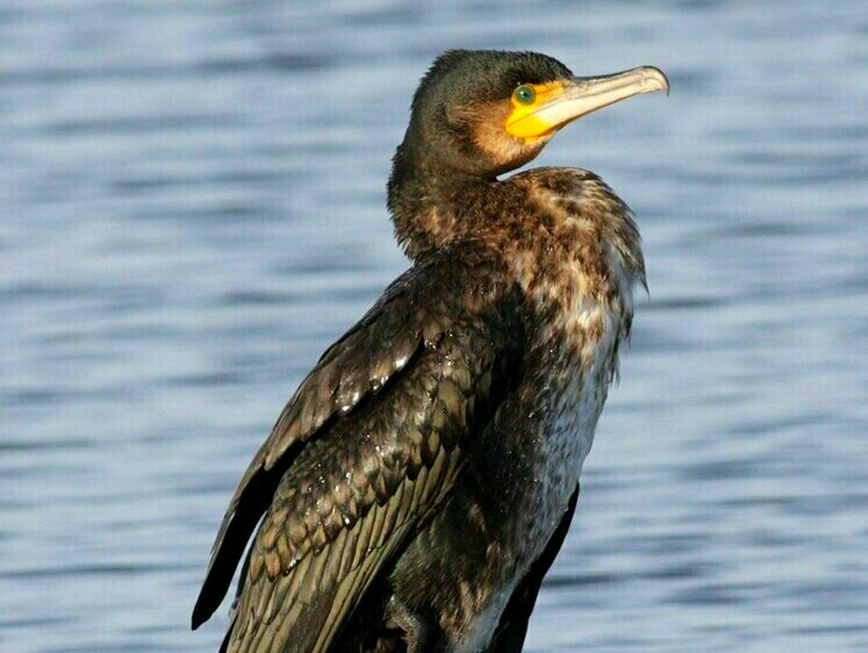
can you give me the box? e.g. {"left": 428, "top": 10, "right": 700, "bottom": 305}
{"left": 2, "top": 1, "right": 867, "bottom": 651}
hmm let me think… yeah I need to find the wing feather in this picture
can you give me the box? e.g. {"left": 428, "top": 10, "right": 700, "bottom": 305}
{"left": 193, "top": 272, "right": 428, "bottom": 627}
{"left": 194, "top": 244, "right": 525, "bottom": 650}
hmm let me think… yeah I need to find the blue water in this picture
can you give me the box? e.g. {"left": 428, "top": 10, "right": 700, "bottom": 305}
{"left": 2, "top": 1, "right": 867, "bottom": 652}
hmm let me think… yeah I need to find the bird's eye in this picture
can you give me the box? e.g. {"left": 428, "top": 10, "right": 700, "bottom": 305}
{"left": 513, "top": 85, "right": 536, "bottom": 105}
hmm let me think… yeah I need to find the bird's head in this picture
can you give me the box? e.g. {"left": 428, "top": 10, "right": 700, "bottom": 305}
{"left": 396, "top": 49, "right": 669, "bottom": 178}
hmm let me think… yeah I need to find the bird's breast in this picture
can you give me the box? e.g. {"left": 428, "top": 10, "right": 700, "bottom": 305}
{"left": 513, "top": 206, "right": 639, "bottom": 543}
{"left": 457, "top": 299, "right": 629, "bottom": 653}
{"left": 530, "top": 299, "right": 626, "bottom": 529}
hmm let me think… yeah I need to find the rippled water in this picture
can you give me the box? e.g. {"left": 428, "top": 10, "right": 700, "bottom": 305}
{"left": 2, "top": 1, "right": 867, "bottom": 652}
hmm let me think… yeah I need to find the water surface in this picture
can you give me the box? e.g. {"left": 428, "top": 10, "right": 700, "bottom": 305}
{"left": 2, "top": 1, "right": 867, "bottom": 651}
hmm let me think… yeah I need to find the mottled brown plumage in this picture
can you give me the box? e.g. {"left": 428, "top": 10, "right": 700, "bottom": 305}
{"left": 192, "top": 49, "right": 667, "bottom": 653}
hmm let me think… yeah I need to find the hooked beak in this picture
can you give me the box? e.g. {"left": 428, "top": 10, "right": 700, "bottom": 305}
{"left": 506, "top": 66, "right": 669, "bottom": 140}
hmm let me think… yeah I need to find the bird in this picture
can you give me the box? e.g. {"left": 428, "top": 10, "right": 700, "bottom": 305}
{"left": 192, "top": 49, "right": 668, "bottom": 653}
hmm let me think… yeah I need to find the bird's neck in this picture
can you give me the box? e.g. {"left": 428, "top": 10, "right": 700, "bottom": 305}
{"left": 388, "top": 159, "right": 646, "bottom": 323}
{"left": 388, "top": 145, "right": 498, "bottom": 261}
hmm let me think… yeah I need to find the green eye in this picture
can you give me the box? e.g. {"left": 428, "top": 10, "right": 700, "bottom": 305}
{"left": 513, "top": 85, "right": 536, "bottom": 105}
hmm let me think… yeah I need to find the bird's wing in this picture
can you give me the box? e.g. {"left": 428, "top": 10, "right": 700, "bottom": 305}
{"left": 193, "top": 266, "right": 424, "bottom": 628}
{"left": 193, "top": 244, "right": 525, "bottom": 647}
{"left": 483, "top": 484, "right": 579, "bottom": 653}
{"left": 225, "top": 346, "right": 475, "bottom": 653}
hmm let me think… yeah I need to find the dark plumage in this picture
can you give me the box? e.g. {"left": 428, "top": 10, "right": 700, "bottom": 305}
{"left": 193, "top": 49, "right": 668, "bottom": 653}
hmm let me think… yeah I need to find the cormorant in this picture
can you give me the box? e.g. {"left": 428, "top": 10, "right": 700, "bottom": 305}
{"left": 192, "top": 49, "right": 668, "bottom": 653}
